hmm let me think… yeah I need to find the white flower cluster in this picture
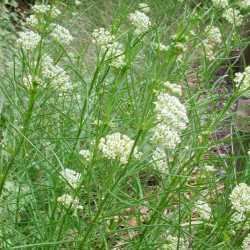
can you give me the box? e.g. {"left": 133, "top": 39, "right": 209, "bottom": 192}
{"left": 222, "top": 8, "right": 243, "bottom": 26}
{"left": 152, "top": 147, "right": 169, "bottom": 173}
{"left": 203, "top": 26, "right": 222, "bottom": 60}
{"left": 151, "top": 92, "right": 188, "bottom": 150}
{"left": 242, "top": 233, "right": 250, "bottom": 250}
{"left": 17, "top": 30, "right": 41, "bottom": 50}
{"left": 57, "top": 194, "right": 83, "bottom": 210}
{"left": 26, "top": 15, "right": 39, "bottom": 27}
{"left": 98, "top": 132, "right": 141, "bottom": 164}
{"left": 211, "top": 0, "right": 228, "bottom": 8}
{"left": 50, "top": 24, "right": 73, "bottom": 45}
{"left": 22, "top": 74, "right": 41, "bottom": 89}
{"left": 42, "top": 56, "right": 72, "bottom": 90}
{"left": 230, "top": 183, "right": 250, "bottom": 213}
{"left": 106, "top": 42, "right": 126, "bottom": 69}
{"left": 240, "top": 0, "right": 250, "bottom": 9}
{"left": 92, "top": 28, "right": 125, "bottom": 68}
{"left": 194, "top": 200, "right": 211, "bottom": 220}
{"left": 79, "top": 149, "right": 91, "bottom": 161}
{"left": 152, "top": 123, "right": 181, "bottom": 150}
{"left": 32, "top": 4, "right": 61, "bottom": 17}
{"left": 92, "top": 28, "right": 114, "bottom": 47}
{"left": 60, "top": 168, "right": 81, "bottom": 188}
{"left": 154, "top": 93, "right": 188, "bottom": 131}
{"left": 128, "top": 10, "right": 151, "bottom": 34}
{"left": 231, "top": 211, "right": 246, "bottom": 223}
{"left": 234, "top": 66, "right": 250, "bottom": 97}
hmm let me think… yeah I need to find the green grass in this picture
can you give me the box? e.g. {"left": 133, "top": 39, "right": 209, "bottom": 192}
{"left": 0, "top": 0, "right": 249, "bottom": 249}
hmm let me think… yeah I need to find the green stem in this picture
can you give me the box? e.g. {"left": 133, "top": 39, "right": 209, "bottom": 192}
{"left": 0, "top": 88, "right": 36, "bottom": 198}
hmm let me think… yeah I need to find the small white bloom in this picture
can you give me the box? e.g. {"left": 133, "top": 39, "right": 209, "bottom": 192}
{"left": 242, "top": 233, "right": 250, "bottom": 250}
{"left": 17, "top": 30, "right": 41, "bottom": 50}
{"left": 194, "top": 200, "right": 211, "bottom": 220}
{"left": 42, "top": 55, "right": 72, "bottom": 90}
{"left": 154, "top": 93, "right": 188, "bottom": 131}
{"left": 57, "top": 194, "right": 83, "bottom": 210}
{"left": 79, "top": 149, "right": 91, "bottom": 161}
{"left": 239, "top": 0, "right": 250, "bottom": 9}
{"left": 231, "top": 212, "right": 246, "bottom": 223}
{"left": 60, "top": 168, "right": 81, "bottom": 188}
{"left": 234, "top": 66, "right": 250, "bottom": 97}
{"left": 223, "top": 8, "right": 243, "bottom": 26}
{"left": 128, "top": 10, "right": 151, "bottom": 34}
{"left": 152, "top": 147, "right": 169, "bottom": 173}
{"left": 106, "top": 42, "right": 126, "bottom": 68}
{"left": 26, "top": 15, "right": 39, "bottom": 26}
{"left": 51, "top": 24, "right": 73, "bottom": 45}
{"left": 203, "top": 26, "right": 222, "bottom": 60}
{"left": 151, "top": 123, "right": 181, "bottom": 149}
{"left": 92, "top": 28, "right": 114, "bottom": 47}
{"left": 230, "top": 183, "right": 250, "bottom": 213}
{"left": 32, "top": 4, "right": 61, "bottom": 17}
{"left": 32, "top": 4, "right": 51, "bottom": 14}
{"left": 98, "top": 132, "right": 140, "bottom": 164}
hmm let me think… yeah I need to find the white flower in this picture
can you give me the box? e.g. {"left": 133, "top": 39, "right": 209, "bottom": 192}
{"left": 211, "top": 0, "right": 229, "bottom": 8}
{"left": 79, "top": 149, "right": 91, "bottom": 161}
{"left": 42, "top": 55, "right": 72, "bottom": 90}
{"left": 32, "top": 4, "right": 51, "bottom": 14}
{"left": 26, "top": 15, "right": 39, "bottom": 26}
{"left": 152, "top": 147, "right": 169, "bottom": 173}
{"left": 57, "top": 194, "right": 83, "bottom": 210}
{"left": 51, "top": 7, "right": 61, "bottom": 18}
{"left": 203, "top": 26, "right": 222, "bottom": 60}
{"left": 239, "top": 0, "right": 250, "bottom": 9}
{"left": 92, "top": 28, "right": 125, "bottom": 68}
{"left": 222, "top": 8, "right": 243, "bottom": 26}
{"left": 234, "top": 66, "right": 250, "bottom": 97}
{"left": 60, "top": 168, "right": 81, "bottom": 188}
{"left": 242, "top": 233, "right": 250, "bottom": 250}
{"left": 163, "top": 82, "right": 182, "bottom": 96}
{"left": 231, "top": 212, "right": 246, "bottom": 223}
{"left": 32, "top": 4, "right": 61, "bottom": 17}
{"left": 23, "top": 74, "right": 41, "bottom": 88}
{"left": 138, "top": 3, "right": 150, "bottom": 13}
{"left": 230, "top": 183, "right": 250, "bottom": 213}
{"left": 151, "top": 123, "right": 181, "bottom": 149}
{"left": 194, "top": 200, "right": 211, "bottom": 220}
{"left": 92, "top": 28, "right": 114, "bottom": 47}
{"left": 128, "top": 10, "right": 151, "bottom": 34}
{"left": 106, "top": 42, "right": 126, "bottom": 68}
{"left": 98, "top": 132, "right": 140, "bottom": 164}
{"left": 17, "top": 30, "right": 41, "bottom": 50}
{"left": 51, "top": 24, "right": 73, "bottom": 45}
{"left": 205, "top": 26, "right": 222, "bottom": 45}
{"left": 154, "top": 93, "right": 188, "bottom": 131}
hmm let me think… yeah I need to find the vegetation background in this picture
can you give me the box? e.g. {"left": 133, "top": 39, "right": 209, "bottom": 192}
{"left": 0, "top": 0, "right": 249, "bottom": 249}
